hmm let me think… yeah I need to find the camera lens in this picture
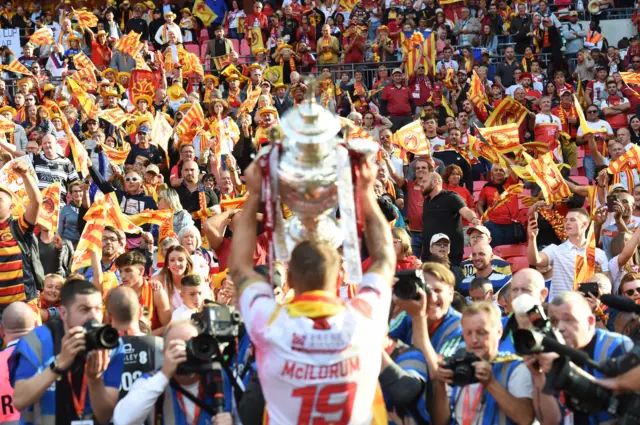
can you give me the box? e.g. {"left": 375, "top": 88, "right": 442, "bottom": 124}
{"left": 454, "top": 364, "right": 476, "bottom": 387}
{"left": 97, "top": 325, "right": 120, "bottom": 349}
{"left": 190, "top": 334, "right": 217, "bottom": 360}
{"left": 393, "top": 281, "right": 418, "bottom": 300}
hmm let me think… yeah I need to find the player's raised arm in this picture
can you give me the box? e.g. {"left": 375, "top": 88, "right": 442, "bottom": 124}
{"left": 360, "top": 160, "right": 396, "bottom": 282}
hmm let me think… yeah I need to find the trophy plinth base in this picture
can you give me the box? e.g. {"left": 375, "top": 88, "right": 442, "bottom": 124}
{"left": 285, "top": 215, "right": 344, "bottom": 251}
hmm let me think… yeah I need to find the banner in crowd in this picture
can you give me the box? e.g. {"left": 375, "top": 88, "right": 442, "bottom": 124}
{"left": 38, "top": 182, "right": 61, "bottom": 231}
{"left": 476, "top": 124, "right": 521, "bottom": 154}
{"left": 29, "top": 27, "right": 54, "bottom": 46}
{"left": 391, "top": 120, "right": 430, "bottom": 156}
{"left": 574, "top": 221, "right": 596, "bottom": 290}
{"left": 193, "top": 0, "right": 219, "bottom": 26}
{"left": 527, "top": 151, "right": 572, "bottom": 203}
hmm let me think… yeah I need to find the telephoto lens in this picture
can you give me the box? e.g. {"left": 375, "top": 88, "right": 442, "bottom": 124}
{"left": 83, "top": 319, "right": 120, "bottom": 351}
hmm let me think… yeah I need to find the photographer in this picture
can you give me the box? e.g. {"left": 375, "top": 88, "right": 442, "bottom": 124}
{"left": 106, "top": 286, "right": 164, "bottom": 399}
{"left": 408, "top": 296, "right": 534, "bottom": 425}
{"left": 525, "top": 291, "right": 633, "bottom": 425}
{"left": 113, "top": 320, "right": 233, "bottom": 425}
{"left": 390, "top": 263, "right": 463, "bottom": 355}
{"left": 10, "top": 280, "right": 124, "bottom": 425}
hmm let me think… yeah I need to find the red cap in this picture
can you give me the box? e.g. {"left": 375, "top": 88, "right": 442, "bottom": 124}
{"left": 520, "top": 72, "right": 532, "bottom": 80}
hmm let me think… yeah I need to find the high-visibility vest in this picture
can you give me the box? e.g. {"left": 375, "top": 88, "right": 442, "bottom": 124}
{"left": 0, "top": 346, "right": 19, "bottom": 425}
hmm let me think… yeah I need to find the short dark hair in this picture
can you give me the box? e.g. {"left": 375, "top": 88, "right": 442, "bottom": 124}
{"left": 60, "top": 279, "right": 100, "bottom": 307}
{"left": 115, "top": 251, "right": 146, "bottom": 268}
{"left": 469, "top": 277, "right": 492, "bottom": 291}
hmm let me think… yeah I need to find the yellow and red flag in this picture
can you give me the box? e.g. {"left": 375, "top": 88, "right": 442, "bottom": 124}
{"left": 239, "top": 84, "right": 262, "bottom": 114}
{"left": 481, "top": 183, "right": 523, "bottom": 221}
{"left": 338, "top": 0, "right": 358, "bottom": 11}
{"left": 176, "top": 102, "right": 206, "bottom": 135}
{"left": 527, "top": 151, "right": 572, "bottom": 204}
{"left": 468, "top": 71, "right": 488, "bottom": 116}
{"left": 339, "top": 117, "right": 378, "bottom": 144}
{"left": 185, "top": 52, "right": 204, "bottom": 76}
{"left": 158, "top": 211, "right": 176, "bottom": 242}
{"left": 574, "top": 221, "right": 596, "bottom": 290}
{"left": 115, "top": 31, "right": 143, "bottom": 58}
{"left": 71, "top": 66, "right": 99, "bottom": 92}
{"left": 620, "top": 72, "right": 640, "bottom": 86}
{"left": 105, "top": 193, "right": 142, "bottom": 234}
{"left": 73, "top": 52, "right": 98, "bottom": 74}
{"left": 391, "top": 120, "right": 430, "bottom": 156}
{"left": 485, "top": 97, "right": 529, "bottom": 127}
{"left": 68, "top": 132, "right": 90, "bottom": 176}
{"left": 606, "top": 144, "right": 640, "bottom": 175}
{"left": 29, "top": 27, "right": 54, "bottom": 46}
{"left": 38, "top": 182, "right": 61, "bottom": 231}
{"left": 0, "top": 115, "right": 15, "bottom": 134}
{"left": 521, "top": 141, "right": 549, "bottom": 157}
{"left": 0, "top": 60, "right": 32, "bottom": 76}
{"left": 574, "top": 94, "right": 607, "bottom": 135}
{"left": 96, "top": 108, "right": 130, "bottom": 127}
{"left": 73, "top": 8, "right": 99, "bottom": 28}
{"left": 212, "top": 54, "right": 230, "bottom": 70}
{"left": 469, "top": 134, "right": 507, "bottom": 167}
{"left": 220, "top": 194, "right": 248, "bottom": 211}
{"left": 71, "top": 198, "right": 106, "bottom": 272}
{"left": 98, "top": 141, "right": 131, "bottom": 166}
{"left": 193, "top": 0, "right": 218, "bottom": 26}
{"left": 128, "top": 209, "right": 173, "bottom": 226}
{"left": 423, "top": 32, "right": 436, "bottom": 76}
{"left": 247, "top": 27, "right": 264, "bottom": 55}
{"left": 576, "top": 78, "right": 587, "bottom": 109}
{"left": 477, "top": 123, "right": 522, "bottom": 154}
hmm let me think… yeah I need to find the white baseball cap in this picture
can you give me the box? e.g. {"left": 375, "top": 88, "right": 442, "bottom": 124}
{"left": 430, "top": 233, "right": 450, "bottom": 247}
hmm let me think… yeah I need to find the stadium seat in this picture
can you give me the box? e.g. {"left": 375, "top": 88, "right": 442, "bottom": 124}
{"left": 200, "top": 42, "right": 209, "bottom": 60}
{"left": 508, "top": 256, "right": 530, "bottom": 273}
{"left": 463, "top": 246, "right": 472, "bottom": 259}
{"left": 493, "top": 244, "right": 527, "bottom": 259}
{"left": 473, "top": 180, "right": 486, "bottom": 191}
{"left": 240, "top": 39, "right": 251, "bottom": 57}
{"left": 200, "top": 29, "right": 210, "bottom": 42}
{"left": 231, "top": 39, "right": 240, "bottom": 54}
{"left": 572, "top": 176, "right": 590, "bottom": 186}
{"left": 185, "top": 43, "right": 200, "bottom": 57}
{"left": 473, "top": 190, "right": 482, "bottom": 201}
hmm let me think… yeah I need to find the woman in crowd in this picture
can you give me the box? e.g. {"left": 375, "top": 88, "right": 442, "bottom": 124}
{"left": 157, "top": 187, "right": 194, "bottom": 236}
{"left": 178, "top": 225, "right": 215, "bottom": 280}
{"left": 151, "top": 245, "right": 195, "bottom": 311}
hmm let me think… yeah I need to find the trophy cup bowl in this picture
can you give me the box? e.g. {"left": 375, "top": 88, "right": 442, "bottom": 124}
{"left": 276, "top": 99, "right": 344, "bottom": 248}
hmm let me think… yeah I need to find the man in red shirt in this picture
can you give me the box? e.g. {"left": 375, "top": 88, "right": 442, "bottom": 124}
{"left": 381, "top": 68, "right": 416, "bottom": 131}
{"left": 600, "top": 80, "right": 631, "bottom": 132}
{"left": 477, "top": 164, "right": 522, "bottom": 247}
{"left": 409, "top": 64, "right": 432, "bottom": 113}
{"left": 621, "top": 55, "right": 640, "bottom": 114}
{"left": 343, "top": 21, "right": 366, "bottom": 64}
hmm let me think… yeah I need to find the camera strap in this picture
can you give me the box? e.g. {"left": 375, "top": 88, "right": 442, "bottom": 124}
{"left": 214, "top": 345, "right": 245, "bottom": 406}
{"left": 169, "top": 379, "right": 216, "bottom": 417}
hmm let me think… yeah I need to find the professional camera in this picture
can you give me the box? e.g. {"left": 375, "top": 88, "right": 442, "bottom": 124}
{"left": 441, "top": 348, "right": 481, "bottom": 387}
{"left": 512, "top": 296, "right": 563, "bottom": 355}
{"left": 393, "top": 269, "right": 431, "bottom": 301}
{"left": 179, "top": 303, "right": 242, "bottom": 375}
{"left": 83, "top": 320, "right": 120, "bottom": 351}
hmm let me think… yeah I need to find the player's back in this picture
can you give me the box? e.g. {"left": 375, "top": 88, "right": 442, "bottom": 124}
{"left": 239, "top": 272, "right": 391, "bottom": 425}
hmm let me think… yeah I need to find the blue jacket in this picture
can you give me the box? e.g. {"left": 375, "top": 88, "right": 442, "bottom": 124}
{"left": 58, "top": 203, "right": 80, "bottom": 242}
{"left": 385, "top": 342, "right": 430, "bottom": 425}
{"left": 9, "top": 323, "right": 124, "bottom": 425}
{"left": 389, "top": 307, "right": 463, "bottom": 357}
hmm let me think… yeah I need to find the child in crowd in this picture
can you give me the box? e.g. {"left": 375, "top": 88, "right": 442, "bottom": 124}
{"left": 171, "top": 273, "right": 208, "bottom": 321}
{"left": 39, "top": 273, "right": 65, "bottom": 323}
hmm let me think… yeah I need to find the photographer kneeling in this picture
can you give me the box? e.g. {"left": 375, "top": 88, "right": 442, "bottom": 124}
{"left": 113, "top": 320, "right": 234, "bottom": 425}
{"left": 524, "top": 291, "right": 633, "bottom": 425}
{"left": 10, "top": 280, "right": 124, "bottom": 425}
{"left": 430, "top": 301, "right": 535, "bottom": 425}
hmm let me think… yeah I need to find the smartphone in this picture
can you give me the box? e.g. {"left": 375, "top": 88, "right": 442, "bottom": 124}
{"left": 607, "top": 194, "right": 618, "bottom": 212}
{"left": 578, "top": 282, "right": 599, "bottom": 298}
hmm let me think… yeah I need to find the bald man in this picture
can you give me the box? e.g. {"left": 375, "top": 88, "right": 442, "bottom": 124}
{"left": 113, "top": 321, "right": 234, "bottom": 425}
{"left": 460, "top": 242, "right": 512, "bottom": 297}
{"left": 499, "top": 269, "right": 548, "bottom": 353}
{"left": 0, "top": 302, "right": 38, "bottom": 424}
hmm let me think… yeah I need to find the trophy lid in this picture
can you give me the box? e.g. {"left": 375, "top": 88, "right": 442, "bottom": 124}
{"left": 279, "top": 79, "right": 341, "bottom": 155}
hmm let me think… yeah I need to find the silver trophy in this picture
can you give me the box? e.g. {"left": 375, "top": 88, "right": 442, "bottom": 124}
{"left": 267, "top": 81, "right": 378, "bottom": 253}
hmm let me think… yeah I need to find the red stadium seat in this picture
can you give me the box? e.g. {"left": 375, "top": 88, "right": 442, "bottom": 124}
{"left": 493, "top": 244, "right": 527, "bottom": 259}
{"left": 508, "top": 256, "right": 530, "bottom": 273}
{"left": 185, "top": 43, "right": 200, "bottom": 57}
{"left": 240, "top": 39, "right": 251, "bottom": 57}
{"left": 572, "top": 176, "right": 590, "bottom": 186}
{"left": 231, "top": 39, "right": 240, "bottom": 54}
{"left": 473, "top": 180, "right": 486, "bottom": 191}
{"left": 463, "top": 246, "right": 472, "bottom": 259}
{"left": 473, "top": 190, "right": 482, "bottom": 201}
{"left": 200, "top": 29, "right": 210, "bottom": 42}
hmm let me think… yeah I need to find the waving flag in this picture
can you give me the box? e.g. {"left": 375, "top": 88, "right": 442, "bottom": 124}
{"left": 73, "top": 52, "right": 98, "bottom": 74}
{"left": 239, "top": 84, "right": 262, "bottom": 114}
{"left": 73, "top": 8, "right": 99, "bottom": 28}
{"left": 576, "top": 78, "right": 587, "bottom": 109}
{"left": 212, "top": 54, "right": 230, "bottom": 70}
{"left": 115, "top": 31, "right": 143, "bottom": 58}
{"left": 128, "top": 209, "right": 173, "bottom": 226}
{"left": 193, "top": 0, "right": 219, "bottom": 26}
{"left": 620, "top": 72, "right": 640, "bottom": 86}
{"left": 485, "top": 97, "right": 529, "bottom": 127}
{"left": 72, "top": 199, "right": 106, "bottom": 272}
{"left": 574, "top": 94, "right": 607, "bottom": 135}
{"left": 98, "top": 141, "right": 131, "bottom": 166}
{"left": 481, "top": 183, "right": 523, "bottom": 221}
{"left": 185, "top": 52, "right": 204, "bottom": 76}
{"left": 606, "top": 144, "right": 640, "bottom": 175}
{"left": 339, "top": 117, "right": 378, "bottom": 144}
{"left": 391, "top": 120, "right": 430, "bottom": 156}
{"left": 220, "top": 194, "right": 248, "bottom": 211}
{"left": 105, "top": 193, "right": 142, "bottom": 234}
{"left": 477, "top": 123, "right": 522, "bottom": 154}
{"left": 38, "top": 182, "right": 61, "bottom": 231}
{"left": 30, "top": 27, "right": 54, "bottom": 46}
{"left": 469, "top": 134, "right": 507, "bottom": 167}
{"left": 69, "top": 133, "right": 90, "bottom": 176}
{"left": 0, "top": 60, "right": 32, "bottom": 76}
{"left": 0, "top": 115, "right": 15, "bottom": 134}
{"left": 176, "top": 102, "right": 206, "bottom": 135}
{"left": 527, "top": 151, "right": 572, "bottom": 204}
{"left": 158, "top": 211, "right": 176, "bottom": 242}
{"left": 422, "top": 31, "right": 436, "bottom": 76}
{"left": 248, "top": 27, "right": 264, "bottom": 55}
{"left": 96, "top": 108, "right": 130, "bottom": 127}
{"left": 152, "top": 111, "right": 172, "bottom": 168}
{"left": 574, "top": 221, "right": 596, "bottom": 290}
{"left": 468, "top": 71, "right": 488, "bottom": 116}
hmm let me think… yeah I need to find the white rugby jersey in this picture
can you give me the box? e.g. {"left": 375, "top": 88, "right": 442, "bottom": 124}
{"left": 239, "top": 272, "right": 391, "bottom": 425}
